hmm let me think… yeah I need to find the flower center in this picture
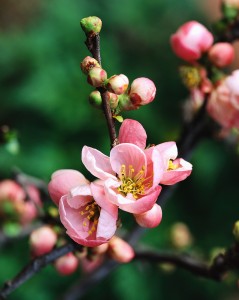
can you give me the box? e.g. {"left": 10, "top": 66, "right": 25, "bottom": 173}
{"left": 168, "top": 160, "right": 179, "bottom": 170}
{"left": 118, "top": 164, "right": 148, "bottom": 199}
{"left": 80, "top": 201, "right": 100, "bottom": 235}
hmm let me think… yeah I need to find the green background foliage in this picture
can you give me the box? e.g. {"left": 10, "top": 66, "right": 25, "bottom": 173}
{"left": 1, "top": 0, "right": 239, "bottom": 299}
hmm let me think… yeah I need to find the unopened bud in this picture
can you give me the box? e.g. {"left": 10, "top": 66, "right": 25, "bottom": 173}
{"left": 128, "top": 77, "right": 156, "bottom": 107}
{"left": 87, "top": 67, "right": 107, "bottom": 87}
{"left": 105, "top": 91, "right": 119, "bottom": 109}
{"left": 81, "top": 56, "right": 100, "bottom": 75}
{"left": 106, "top": 74, "right": 129, "bottom": 95}
{"left": 108, "top": 236, "right": 135, "bottom": 263}
{"left": 233, "top": 220, "right": 239, "bottom": 242}
{"left": 80, "top": 16, "right": 102, "bottom": 37}
{"left": 30, "top": 226, "right": 57, "bottom": 256}
{"left": 134, "top": 204, "right": 162, "bottom": 228}
{"left": 89, "top": 90, "right": 102, "bottom": 108}
{"left": 170, "top": 222, "right": 193, "bottom": 249}
{"left": 54, "top": 252, "right": 79, "bottom": 275}
{"left": 208, "top": 42, "right": 235, "bottom": 67}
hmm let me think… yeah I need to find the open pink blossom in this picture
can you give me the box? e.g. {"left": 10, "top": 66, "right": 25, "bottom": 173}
{"left": 48, "top": 169, "right": 118, "bottom": 247}
{"left": 119, "top": 119, "right": 192, "bottom": 185}
{"left": 82, "top": 143, "right": 163, "bottom": 214}
{"left": 207, "top": 74, "right": 239, "bottom": 129}
{"left": 171, "top": 21, "right": 213, "bottom": 61}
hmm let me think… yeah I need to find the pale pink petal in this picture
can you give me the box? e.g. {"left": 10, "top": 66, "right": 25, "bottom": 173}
{"left": 90, "top": 181, "right": 119, "bottom": 216}
{"left": 118, "top": 119, "right": 147, "bottom": 149}
{"left": 161, "top": 158, "right": 193, "bottom": 185}
{"left": 82, "top": 146, "right": 115, "bottom": 180}
{"left": 134, "top": 204, "right": 162, "bottom": 228}
{"left": 110, "top": 143, "right": 147, "bottom": 175}
{"left": 48, "top": 169, "right": 89, "bottom": 205}
{"left": 67, "top": 184, "right": 92, "bottom": 209}
{"left": 97, "top": 209, "right": 118, "bottom": 240}
{"left": 144, "top": 147, "right": 164, "bottom": 186}
{"left": 155, "top": 142, "right": 178, "bottom": 169}
{"left": 118, "top": 185, "right": 162, "bottom": 214}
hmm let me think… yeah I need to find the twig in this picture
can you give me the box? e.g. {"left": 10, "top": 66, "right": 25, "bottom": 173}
{"left": 85, "top": 34, "right": 117, "bottom": 148}
{"left": 0, "top": 242, "right": 82, "bottom": 300}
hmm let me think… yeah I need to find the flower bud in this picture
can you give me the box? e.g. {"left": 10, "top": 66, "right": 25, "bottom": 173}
{"left": 170, "top": 222, "right": 193, "bottom": 249}
{"left": 223, "top": 0, "right": 239, "bottom": 7}
{"left": 221, "top": 1, "right": 239, "bottom": 20}
{"left": 108, "top": 236, "right": 135, "bottom": 263}
{"left": 233, "top": 220, "right": 239, "bottom": 242}
{"left": 92, "top": 243, "right": 109, "bottom": 255}
{"left": 87, "top": 67, "right": 107, "bottom": 87}
{"left": 128, "top": 77, "right": 156, "bottom": 108}
{"left": 81, "top": 56, "right": 100, "bottom": 75}
{"left": 0, "top": 180, "right": 25, "bottom": 203}
{"left": 134, "top": 204, "right": 162, "bottom": 228}
{"left": 89, "top": 90, "right": 102, "bottom": 109}
{"left": 106, "top": 74, "right": 129, "bottom": 95}
{"left": 80, "top": 16, "right": 102, "bottom": 37}
{"left": 105, "top": 91, "right": 119, "bottom": 109}
{"left": 80, "top": 255, "right": 104, "bottom": 273}
{"left": 208, "top": 43, "right": 235, "bottom": 67}
{"left": 170, "top": 21, "right": 213, "bottom": 61}
{"left": 54, "top": 252, "right": 79, "bottom": 275}
{"left": 30, "top": 226, "right": 57, "bottom": 256}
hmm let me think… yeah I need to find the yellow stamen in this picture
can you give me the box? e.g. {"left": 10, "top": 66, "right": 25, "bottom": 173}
{"left": 168, "top": 160, "right": 179, "bottom": 171}
{"left": 79, "top": 200, "right": 100, "bottom": 235}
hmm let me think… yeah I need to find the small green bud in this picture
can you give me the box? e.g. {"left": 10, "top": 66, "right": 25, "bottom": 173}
{"left": 80, "top": 16, "right": 102, "bottom": 37}
{"left": 221, "top": 3, "right": 239, "bottom": 20}
{"left": 233, "top": 220, "right": 239, "bottom": 242}
{"left": 89, "top": 90, "right": 102, "bottom": 109}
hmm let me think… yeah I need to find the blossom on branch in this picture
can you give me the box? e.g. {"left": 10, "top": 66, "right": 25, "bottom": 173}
{"left": 170, "top": 21, "right": 213, "bottom": 61}
{"left": 48, "top": 170, "right": 118, "bottom": 247}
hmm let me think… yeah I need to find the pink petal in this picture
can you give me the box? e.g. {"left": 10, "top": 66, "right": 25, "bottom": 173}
{"left": 118, "top": 119, "right": 147, "bottom": 149}
{"left": 161, "top": 158, "right": 193, "bottom": 185}
{"left": 110, "top": 143, "right": 147, "bottom": 175}
{"left": 48, "top": 169, "right": 89, "bottom": 206}
{"left": 155, "top": 142, "right": 178, "bottom": 169}
{"left": 97, "top": 209, "right": 118, "bottom": 240}
{"left": 82, "top": 146, "right": 115, "bottom": 180}
{"left": 90, "top": 181, "right": 118, "bottom": 216}
{"left": 118, "top": 185, "right": 162, "bottom": 214}
{"left": 144, "top": 147, "right": 164, "bottom": 186}
{"left": 134, "top": 204, "right": 162, "bottom": 228}
{"left": 67, "top": 184, "right": 93, "bottom": 209}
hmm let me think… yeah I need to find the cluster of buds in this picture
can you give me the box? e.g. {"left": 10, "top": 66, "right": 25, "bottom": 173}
{"left": 81, "top": 57, "right": 157, "bottom": 114}
{"left": 171, "top": 21, "right": 234, "bottom": 67}
{"left": 0, "top": 179, "right": 42, "bottom": 228}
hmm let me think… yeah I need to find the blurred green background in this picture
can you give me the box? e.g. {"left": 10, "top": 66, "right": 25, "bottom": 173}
{"left": 1, "top": 0, "right": 239, "bottom": 299}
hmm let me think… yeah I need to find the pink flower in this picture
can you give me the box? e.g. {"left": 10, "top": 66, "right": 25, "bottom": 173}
{"left": 82, "top": 119, "right": 192, "bottom": 215}
{"left": 207, "top": 74, "right": 239, "bottom": 129}
{"left": 208, "top": 43, "right": 235, "bottom": 68}
{"left": 48, "top": 170, "right": 118, "bottom": 247}
{"left": 171, "top": 21, "right": 213, "bottom": 61}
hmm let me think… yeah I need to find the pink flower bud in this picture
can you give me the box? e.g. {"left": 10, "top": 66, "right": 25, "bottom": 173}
{"left": 80, "top": 255, "right": 104, "bottom": 273}
{"left": 128, "top": 77, "right": 156, "bottom": 108}
{"left": 106, "top": 74, "right": 129, "bottom": 95}
{"left": 0, "top": 180, "right": 25, "bottom": 203}
{"left": 93, "top": 243, "right": 109, "bottom": 255}
{"left": 108, "top": 236, "right": 135, "bottom": 263}
{"left": 105, "top": 91, "right": 119, "bottom": 109}
{"left": 54, "top": 252, "right": 79, "bottom": 275}
{"left": 87, "top": 67, "right": 107, "bottom": 87}
{"left": 208, "top": 43, "right": 235, "bottom": 67}
{"left": 30, "top": 226, "right": 57, "bottom": 256}
{"left": 134, "top": 204, "right": 162, "bottom": 228}
{"left": 81, "top": 56, "right": 100, "bottom": 74}
{"left": 171, "top": 21, "right": 213, "bottom": 61}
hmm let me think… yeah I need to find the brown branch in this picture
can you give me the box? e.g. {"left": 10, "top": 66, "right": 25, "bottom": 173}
{"left": 0, "top": 242, "right": 82, "bottom": 300}
{"left": 85, "top": 34, "right": 117, "bottom": 148}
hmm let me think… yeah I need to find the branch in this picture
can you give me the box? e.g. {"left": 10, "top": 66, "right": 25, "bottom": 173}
{"left": 0, "top": 242, "right": 82, "bottom": 300}
{"left": 85, "top": 34, "right": 117, "bottom": 148}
